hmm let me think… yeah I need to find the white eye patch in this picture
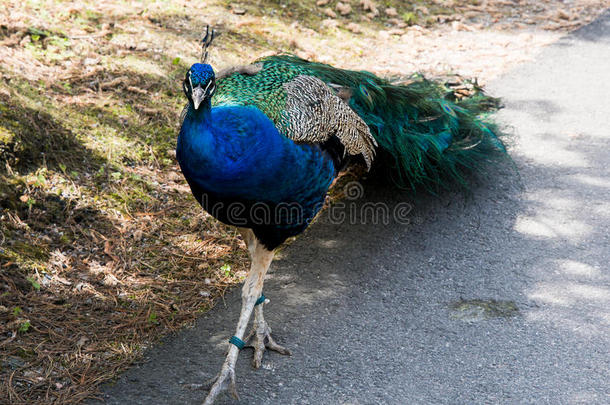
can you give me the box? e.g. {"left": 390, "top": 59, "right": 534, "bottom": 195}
{"left": 202, "top": 80, "right": 214, "bottom": 95}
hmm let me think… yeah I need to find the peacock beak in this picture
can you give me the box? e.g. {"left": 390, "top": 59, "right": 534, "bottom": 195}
{"left": 192, "top": 85, "right": 205, "bottom": 110}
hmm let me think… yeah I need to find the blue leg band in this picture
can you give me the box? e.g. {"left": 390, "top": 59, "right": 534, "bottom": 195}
{"left": 229, "top": 336, "right": 245, "bottom": 350}
{"left": 255, "top": 294, "right": 266, "bottom": 306}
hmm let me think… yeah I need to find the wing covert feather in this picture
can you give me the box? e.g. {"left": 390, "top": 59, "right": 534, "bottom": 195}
{"left": 212, "top": 62, "right": 377, "bottom": 168}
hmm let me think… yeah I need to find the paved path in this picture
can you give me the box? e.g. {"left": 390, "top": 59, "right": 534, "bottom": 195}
{"left": 97, "top": 11, "right": 610, "bottom": 405}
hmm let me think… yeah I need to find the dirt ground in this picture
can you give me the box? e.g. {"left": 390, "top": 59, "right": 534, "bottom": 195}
{"left": 1, "top": 0, "right": 608, "bottom": 403}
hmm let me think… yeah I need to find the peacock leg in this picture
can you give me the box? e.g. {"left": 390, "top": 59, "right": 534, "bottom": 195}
{"left": 203, "top": 242, "right": 274, "bottom": 405}
{"left": 244, "top": 300, "right": 291, "bottom": 368}
{"left": 237, "top": 227, "right": 257, "bottom": 255}
{"left": 238, "top": 229, "right": 291, "bottom": 367}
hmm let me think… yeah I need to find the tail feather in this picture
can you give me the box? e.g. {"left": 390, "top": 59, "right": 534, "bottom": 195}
{"left": 261, "top": 55, "right": 507, "bottom": 191}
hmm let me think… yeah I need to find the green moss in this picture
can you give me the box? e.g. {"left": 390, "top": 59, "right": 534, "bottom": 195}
{"left": 11, "top": 242, "right": 48, "bottom": 261}
{"left": 0, "top": 240, "right": 49, "bottom": 273}
{"left": 0, "top": 125, "right": 15, "bottom": 144}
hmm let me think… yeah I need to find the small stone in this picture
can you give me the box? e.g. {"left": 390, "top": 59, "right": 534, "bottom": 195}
{"left": 336, "top": 2, "right": 352, "bottom": 15}
{"left": 452, "top": 21, "right": 475, "bottom": 31}
{"left": 231, "top": 6, "right": 246, "bottom": 15}
{"left": 414, "top": 5, "right": 429, "bottom": 15}
{"left": 323, "top": 7, "right": 337, "bottom": 18}
{"left": 409, "top": 24, "right": 427, "bottom": 33}
{"left": 388, "top": 18, "right": 406, "bottom": 28}
{"left": 19, "top": 36, "right": 31, "bottom": 47}
{"left": 384, "top": 7, "right": 398, "bottom": 17}
{"left": 316, "top": 0, "right": 330, "bottom": 5}
{"left": 321, "top": 18, "right": 339, "bottom": 29}
{"left": 557, "top": 10, "right": 571, "bottom": 20}
{"left": 346, "top": 22, "right": 362, "bottom": 33}
{"left": 360, "top": 0, "right": 378, "bottom": 15}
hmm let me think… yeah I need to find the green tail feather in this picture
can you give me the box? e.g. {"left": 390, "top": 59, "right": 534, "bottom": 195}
{"left": 260, "top": 55, "right": 507, "bottom": 191}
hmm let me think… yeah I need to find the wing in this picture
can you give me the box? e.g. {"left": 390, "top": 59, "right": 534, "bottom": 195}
{"left": 212, "top": 59, "right": 377, "bottom": 169}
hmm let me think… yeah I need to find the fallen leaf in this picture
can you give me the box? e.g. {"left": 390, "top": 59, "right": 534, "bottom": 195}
{"left": 103, "top": 273, "right": 120, "bottom": 286}
{"left": 133, "top": 229, "right": 143, "bottom": 241}
{"left": 76, "top": 336, "right": 89, "bottom": 348}
{"left": 104, "top": 241, "right": 119, "bottom": 262}
{"left": 127, "top": 86, "right": 147, "bottom": 94}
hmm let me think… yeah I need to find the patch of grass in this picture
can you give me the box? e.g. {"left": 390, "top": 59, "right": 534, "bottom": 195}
{"left": 402, "top": 12, "right": 418, "bottom": 26}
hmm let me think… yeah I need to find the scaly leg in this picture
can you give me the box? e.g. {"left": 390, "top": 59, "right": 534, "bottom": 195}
{"left": 203, "top": 240, "right": 274, "bottom": 405}
{"left": 244, "top": 300, "right": 291, "bottom": 368}
{"left": 238, "top": 228, "right": 291, "bottom": 367}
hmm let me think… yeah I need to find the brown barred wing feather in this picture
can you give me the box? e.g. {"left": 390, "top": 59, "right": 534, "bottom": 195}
{"left": 282, "top": 75, "right": 377, "bottom": 169}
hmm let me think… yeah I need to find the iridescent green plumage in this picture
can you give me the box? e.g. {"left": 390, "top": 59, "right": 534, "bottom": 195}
{"left": 213, "top": 54, "right": 506, "bottom": 191}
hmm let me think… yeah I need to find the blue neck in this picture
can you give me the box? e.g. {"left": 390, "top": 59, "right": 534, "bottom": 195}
{"left": 188, "top": 98, "right": 212, "bottom": 123}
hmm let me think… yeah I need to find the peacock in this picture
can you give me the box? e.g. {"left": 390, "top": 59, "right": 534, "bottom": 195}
{"left": 176, "top": 28, "right": 505, "bottom": 404}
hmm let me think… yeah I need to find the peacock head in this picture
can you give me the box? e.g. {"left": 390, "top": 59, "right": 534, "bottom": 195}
{"left": 183, "top": 63, "right": 216, "bottom": 110}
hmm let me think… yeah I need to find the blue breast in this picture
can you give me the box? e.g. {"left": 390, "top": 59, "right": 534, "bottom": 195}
{"left": 177, "top": 103, "right": 336, "bottom": 248}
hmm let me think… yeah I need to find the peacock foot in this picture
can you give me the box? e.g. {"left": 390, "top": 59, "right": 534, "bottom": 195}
{"left": 202, "top": 363, "right": 238, "bottom": 405}
{"left": 244, "top": 322, "right": 291, "bottom": 368}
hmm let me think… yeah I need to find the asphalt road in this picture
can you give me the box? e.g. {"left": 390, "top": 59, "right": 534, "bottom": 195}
{"left": 96, "top": 11, "right": 610, "bottom": 405}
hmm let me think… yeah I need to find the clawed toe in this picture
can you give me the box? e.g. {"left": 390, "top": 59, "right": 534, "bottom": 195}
{"left": 245, "top": 324, "right": 291, "bottom": 368}
{"left": 264, "top": 333, "right": 291, "bottom": 356}
{"left": 202, "top": 366, "right": 238, "bottom": 405}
